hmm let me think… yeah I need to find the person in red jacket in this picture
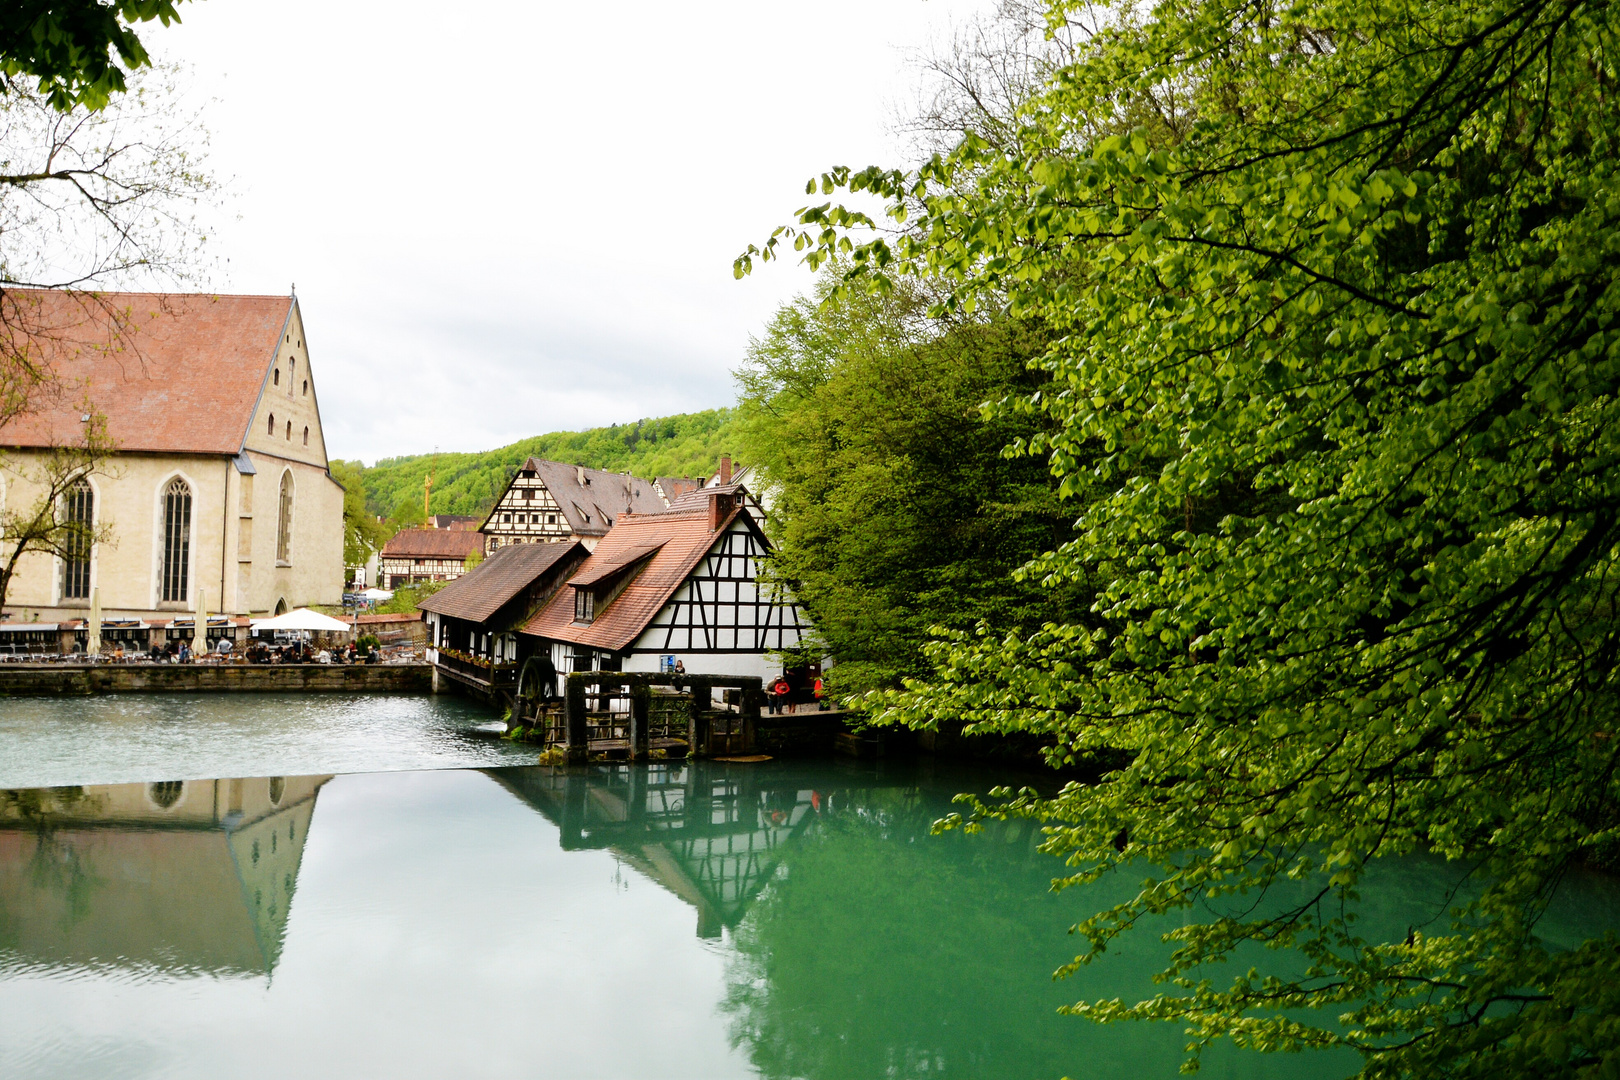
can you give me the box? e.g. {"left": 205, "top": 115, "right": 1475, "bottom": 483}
{"left": 814, "top": 676, "right": 826, "bottom": 710}
{"left": 771, "top": 676, "right": 790, "bottom": 714}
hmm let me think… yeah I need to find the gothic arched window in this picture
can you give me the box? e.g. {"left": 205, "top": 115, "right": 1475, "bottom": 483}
{"left": 161, "top": 477, "right": 192, "bottom": 602}
{"left": 62, "top": 478, "right": 93, "bottom": 599}
{"left": 277, "top": 471, "right": 294, "bottom": 563}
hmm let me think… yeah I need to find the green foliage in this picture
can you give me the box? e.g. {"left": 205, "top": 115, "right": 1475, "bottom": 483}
{"left": 328, "top": 459, "right": 391, "bottom": 568}
{"left": 0, "top": 0, "right": 188, "bottom": 111}
{"left": 744, "top": 0, "right": 1620, "bottom": 1075}
{"left": 375, "top": 580, "right": 444, "bottom": 615}
{"left": 361, "top": 408, "right": 737, "bottom": 521}
{"left": 737, "top": 269, "right": 1086, "bottom": 696}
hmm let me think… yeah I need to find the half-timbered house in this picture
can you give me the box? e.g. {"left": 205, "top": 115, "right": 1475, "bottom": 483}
{"left": 378, "top": 528, "right": 485, "bottom": 588}
{"left": 418, "top": 540, "right": 587, "bottom": 699}
{"left": 520, "top": 485, "right": 811, "bottom": 680}
{"left": 480, "top": 458, "right": 668, "bottom": 553}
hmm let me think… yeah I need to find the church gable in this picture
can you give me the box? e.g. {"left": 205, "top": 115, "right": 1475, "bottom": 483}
{"left": 242, "top": 301, "right": 329, "bottom": 468}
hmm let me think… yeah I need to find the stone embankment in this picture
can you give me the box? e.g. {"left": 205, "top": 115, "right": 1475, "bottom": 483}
{"left": 0, "top": 663, "right": 432, "bottom": 696}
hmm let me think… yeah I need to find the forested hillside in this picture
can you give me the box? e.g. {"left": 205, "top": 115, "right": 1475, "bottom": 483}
{"left": 359, "top": 408, "right": 737, "bottom": 521}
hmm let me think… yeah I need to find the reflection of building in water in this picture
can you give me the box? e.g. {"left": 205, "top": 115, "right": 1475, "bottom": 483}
{"left": 0, "top": 775, "right": 331, "bottom": 976}
{"left": 491, "top": 763, "right": 837, "bottom": 938}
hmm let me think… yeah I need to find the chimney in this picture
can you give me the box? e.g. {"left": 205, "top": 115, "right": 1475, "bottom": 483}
{"left": 719, "top": 454, "right": 732, "bottom": 486}
{"left": 708, "top": 490, "right": 736, "bottom": 532}
{"left": 576, "top": 465, "right": 587, "bottom": 486}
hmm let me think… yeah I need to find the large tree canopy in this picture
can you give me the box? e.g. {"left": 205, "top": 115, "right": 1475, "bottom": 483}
{"left": 740, "top": 0, "right": 1620, "bottom": 1075}
{"left": 735, "top": 270, "right": 1085, "bottom": 696}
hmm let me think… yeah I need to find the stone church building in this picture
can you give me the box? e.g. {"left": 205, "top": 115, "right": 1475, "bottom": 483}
{"left": 0, "top": 291, "right": 344, "bottom": 622}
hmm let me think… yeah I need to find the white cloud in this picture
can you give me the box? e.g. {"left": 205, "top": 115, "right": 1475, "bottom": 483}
{"left": 154, "top": 0, "right": 989, "bottom": 462}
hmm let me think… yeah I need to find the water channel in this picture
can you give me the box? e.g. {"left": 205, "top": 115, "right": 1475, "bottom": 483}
{"left": 1, "top": 694, "right": 1615, "bottom": 1079}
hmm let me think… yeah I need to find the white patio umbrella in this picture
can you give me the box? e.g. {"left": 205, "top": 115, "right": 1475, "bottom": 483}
{"left": 361, "top": 588, "right": 393, "bottom": 602}
{"left": 194, "top": 587, "right": 208, "bottom": 650}
{"left": 86, "top": 586, "right": 101, "bottom": 656}
{"left": 249, "top": 608, "right": 353, "bottom": 633}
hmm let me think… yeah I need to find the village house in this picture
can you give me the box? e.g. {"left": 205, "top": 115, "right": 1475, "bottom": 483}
{"left": 418, "top": 540, "right": 588, "bottom": 699}
{"left": 378, "top": 527, "right": 486, "bottom": 589}
{"left": 480, "top": 458, "right": 668, "bottom": 553}
{"left": 520, "top": 483, "right": 812, "bottom": 681}
{"left": 0, "top": 291, "right": 344, "bottom": 641}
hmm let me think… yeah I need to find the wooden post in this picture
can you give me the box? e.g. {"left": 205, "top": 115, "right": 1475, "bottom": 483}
{"left": 741, "top": 678, "right": 762, "bottom": 755}
{"left": 629, "top": 678, "right": 651, "bottom": 761}
{"left": 688, "top": 677, "right": 711, "bottom": 758}
{"left": 564, "top": 673, "right": 589, "bottom": 764}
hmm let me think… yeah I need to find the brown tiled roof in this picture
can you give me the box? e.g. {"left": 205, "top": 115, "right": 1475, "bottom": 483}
{"left": 566, "top": 541, "right": 665, "bottom": 587}
{"left": 655, "top": 476, "right": 701, "bottom": 502}
{"left": 418, "top": 541, "right": 585, "bottom": 623}
{"left": 381, "top": 528, "right": 486, "bottom": 559}
{"left": 0, "top": 290, "right": 295, "bottom": 454}
{"left": 481, "top": 458, "right": 670, "bottom": 537}
{"left": 521, "top": 505, "right": 744, "bottom": 652}
{"left": 667, "top": 482, "right": 746, "bottom": 512}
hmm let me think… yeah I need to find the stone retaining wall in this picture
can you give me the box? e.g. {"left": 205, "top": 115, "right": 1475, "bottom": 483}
{"left": 0, "top": 663, "right": 432, "bottom": 696}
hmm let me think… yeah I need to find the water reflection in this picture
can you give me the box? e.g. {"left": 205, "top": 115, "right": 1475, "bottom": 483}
{"left": 0, "top": 761, "right": 1610, "bottom": 1080}
{"left": 491, "top": 760, "right": 1322, "bottom": 1079}
{"left": 490, "top": 762, "right": 827, "bottom": 938}
{"left": 0, "top": 775, "right": 330, "bottom": 978}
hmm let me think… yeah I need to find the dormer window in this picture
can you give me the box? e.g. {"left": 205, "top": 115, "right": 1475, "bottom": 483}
{"left": 574, "top": 587, "right": 594, "bottom": 624}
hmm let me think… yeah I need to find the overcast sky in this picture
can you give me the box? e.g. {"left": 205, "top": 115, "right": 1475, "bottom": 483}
{"left": 149, "top": 0, "right": 988, "bottom": 464}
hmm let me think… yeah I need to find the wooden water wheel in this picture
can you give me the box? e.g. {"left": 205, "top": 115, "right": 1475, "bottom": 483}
{"left": 512, "top": 656, "right": 555, "bottom": 734}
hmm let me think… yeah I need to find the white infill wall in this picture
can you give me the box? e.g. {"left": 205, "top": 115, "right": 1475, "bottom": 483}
{"left": 625, "top": 518, "right": 808, "bottom": 677}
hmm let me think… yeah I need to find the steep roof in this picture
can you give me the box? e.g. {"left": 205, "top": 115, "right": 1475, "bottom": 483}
{"left": 482, "top": 457, "right": 670, "bottom": 537}
{"left": 381, "top": 528, "right": 486, "bottom": 560}
{"left": 521, "top": 506, "right": 745, "bottom": 652}
{"left": 0, "top": 290, "right": 295, "bottom": 454}
{"left": 654, "top": 476, "right": 701, "bottom": 502}
{"left": 418, "top": 540, "right": 584, "bottom": 623}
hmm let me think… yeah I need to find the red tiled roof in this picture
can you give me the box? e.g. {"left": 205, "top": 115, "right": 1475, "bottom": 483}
{"left": 348, "top": 612, "right": 422, "bottom": 625}
{"left": 521, "top": 506, "right": 742, "bottom": 652}
{"left": 418, "top": 541, "right": 585, "bottom": 623}
{"left": 0, "top": 290, "right": 294, "bottom": 454}
{"left": 566, "top": 541, "right": 665, "bottom": 587}
{"left": 381, "top": 529, "right": 486, "bottom": 559}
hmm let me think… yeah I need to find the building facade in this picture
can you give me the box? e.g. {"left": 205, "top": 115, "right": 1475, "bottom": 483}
{"left": 379, "top": 528, "right": 486, "bottom": 589}
{"left": 480, "top": 458, "right": 669, "bottom": 553}
{"left": 521, "top": 486, "right": 811, "bottom": 681}
{"left": 0, "top": 291, "right": 344, "bottom": 622}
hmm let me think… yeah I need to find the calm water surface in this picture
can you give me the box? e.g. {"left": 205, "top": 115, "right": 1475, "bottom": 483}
{"left": 0, "top": 693, "right": 535, "bottom": 787}
{"left": 0, "top": 696, "right": 1615, "bottom": 1080}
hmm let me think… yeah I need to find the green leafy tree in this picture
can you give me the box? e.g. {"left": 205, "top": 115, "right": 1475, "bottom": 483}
{"left": 0, "top": 0, "right": 190, "bottom": 111}
{"left": 741, "top": 0, "right": 1620, "bottom": 1075}
{"left": 737, "top": 268, "right": 1085, "bottom": 696}
{"left": 329, "top": 459, "right": 390, "bottom": 570}
{"left": 361, "top": 408, "right": 738, "bottom": 521}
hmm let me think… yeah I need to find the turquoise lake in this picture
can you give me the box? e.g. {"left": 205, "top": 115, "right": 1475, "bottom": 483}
{"left": 0, "top": 694, "right": 1614, "bottom": 1079}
